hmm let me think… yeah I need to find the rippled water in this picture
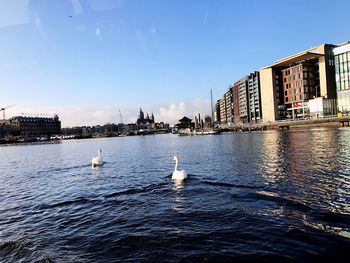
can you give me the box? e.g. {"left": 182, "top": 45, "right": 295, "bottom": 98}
{"left": 1, "top": 129, "right": 350, "bottom": 262}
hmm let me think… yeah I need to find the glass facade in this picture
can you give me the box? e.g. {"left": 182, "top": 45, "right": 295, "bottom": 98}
{"left": 335, "top": 50, "right": 350, "bottom": 112}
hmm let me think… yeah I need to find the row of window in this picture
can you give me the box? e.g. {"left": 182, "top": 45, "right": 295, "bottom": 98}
{"left": 285, "top": 94, "right": 310, "bottom": 103}
{"left": 335, "top": 52, "right": 350, "bottom": 64}
{"left": 283, "top": 72, "right": 317, "bottom": 83}
{"left": 335, "top": 52, "right": 350, "bottom": 91}
{"left": 335, "top": 59, "right": 350, "bottom": 74}
{"left": 282, "top": 65, "right": 302, "bottom": 76}
{"left": 284, "top": 79, "right": 317, "bottom": 89}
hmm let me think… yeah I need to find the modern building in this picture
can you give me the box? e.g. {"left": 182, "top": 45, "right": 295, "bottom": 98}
{"left": 219, "top": 94, "right": 227, "bottom": 124}
{"left": 260, "top": 43, "right": 337, "bottom": 122}
{"left": 225, "top": 89, "right": 233, "bottom": 124}
{"left": 238, "top": 76, "right": 249, "bottom": 123}
{"left": 215, "top": 99, "right": 221, "bottom": 124}
{"left": 334, "top": 42, "right": 350, "bottom": 113}
{"left": 231, "top": 82, "right": 240, "bottom": 124}
{"left": 248, "top": 71, "right": 262, "bottom": 123}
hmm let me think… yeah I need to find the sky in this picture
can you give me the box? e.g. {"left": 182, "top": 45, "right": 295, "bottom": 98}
{"left": 1, "top": 0, "right": 350, "bottom": 126}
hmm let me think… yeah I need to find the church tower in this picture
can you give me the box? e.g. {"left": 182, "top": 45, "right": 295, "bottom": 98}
{"left": 139, "top": 108, "right": 144, "bottom": 121}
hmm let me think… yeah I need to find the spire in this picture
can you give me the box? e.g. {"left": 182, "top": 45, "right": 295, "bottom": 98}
{"left": 139, "top": 108, "right": 144, "bottom": 120}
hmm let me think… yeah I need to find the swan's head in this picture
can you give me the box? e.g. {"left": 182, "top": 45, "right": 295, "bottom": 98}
{"left": 173, "top": 155, "right": 179, "bottom": 162}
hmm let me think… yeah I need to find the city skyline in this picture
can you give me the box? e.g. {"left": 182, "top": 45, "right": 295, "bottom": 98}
{"left": 1, "top": 0, "right": 350, "bottom": 126}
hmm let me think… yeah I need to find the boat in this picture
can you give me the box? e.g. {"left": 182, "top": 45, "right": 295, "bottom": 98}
{"left": 178, "top": 128, "right": 221, "bottom": 136}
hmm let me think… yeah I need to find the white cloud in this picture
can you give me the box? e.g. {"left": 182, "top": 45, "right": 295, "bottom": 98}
{"left": 0, "top": 0, "right": 29, "bottom": 28}
{"left": 32, "top": 11, "right": 47, "bottom": 40}
{"left": 5, "top": 106, "right": 124, "bottom": 127}
{"left": 95, "top": 27, "right": 102, "bottom": 39}
{"left": 71, "top": 0, "right": 83, "bottom": 15}
{"left": 158, "top": 98, "right": 210, "bottom": 124}
{"left": 88, "top": 0, "right": 124, "bottom": 11}
{"left": 4, "top": 99, "right": 210, "bottom": 127}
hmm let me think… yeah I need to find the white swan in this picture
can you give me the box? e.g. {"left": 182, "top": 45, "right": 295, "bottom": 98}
{"left": 172, "top": 155, "right": 187, "bottom": 181}
{"left": 92, "top": 148, "right": 103, "bottom": 168}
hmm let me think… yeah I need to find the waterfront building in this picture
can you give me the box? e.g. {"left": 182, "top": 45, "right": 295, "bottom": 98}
{"left": 308, "top": 97, "right": 337, "bottom": 118}
{"left": 0, "top": 120, "right": 21, "bottom": 138}
{"left": 238, "top": 76, "right": 250, "bottom": 123}
{"left": 9, "top": 115, "right": 61, "bottom": 138}
{"left": 215, "top": 100, "right": 221, "bottom": 124}
{"left": 203, "top": 115, "right": 212, "bottom": 129}
{"left": 334, "top": 42, "right": 350, "bottom": 113}
{"left": 231, "top": 82, "right": 240, "bottom": 124}
{"left": 260, "top": 43, "right": 337, "bottom": 122}
{"left": 176, "top": 116, "right": 194, "bottom": 129}
{"left": 225, "top": 89, "right": 233, "bottom": 125}
{"left": 248, "top": 71, "right": 262, "bottom": 123}
{"left": 219, "top": 94, "right": 227, "bottom": 124}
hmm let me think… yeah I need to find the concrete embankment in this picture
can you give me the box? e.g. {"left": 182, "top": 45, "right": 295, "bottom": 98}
{"left": 220, "top": 116, "right": 350, "bottom": 132}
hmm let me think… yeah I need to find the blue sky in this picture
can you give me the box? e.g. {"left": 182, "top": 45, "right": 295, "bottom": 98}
{"left": 1, "top": 0, "right": 350, "bottom": 126}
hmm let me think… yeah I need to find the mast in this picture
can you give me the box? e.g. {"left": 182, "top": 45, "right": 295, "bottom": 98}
{"left": 119, "top": 109, "right": 123, "bottom": 124}
{"left": 210, "top": 87, "right": 214, "bottom": 127}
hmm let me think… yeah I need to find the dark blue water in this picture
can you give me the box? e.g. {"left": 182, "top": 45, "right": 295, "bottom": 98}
{"left": 1, "top": 129, "right": 350, "bottom": 262}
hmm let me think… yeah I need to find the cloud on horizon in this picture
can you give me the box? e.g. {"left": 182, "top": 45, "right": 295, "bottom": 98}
{"left": 5, "top": 99, "right": 211, "bottom": 127}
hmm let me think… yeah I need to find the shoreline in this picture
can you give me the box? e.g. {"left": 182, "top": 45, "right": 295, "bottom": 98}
{"left": 1, "top": 121, "right": 349, "bottom": 147}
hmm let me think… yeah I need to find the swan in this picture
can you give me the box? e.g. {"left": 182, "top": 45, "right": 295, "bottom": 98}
{"left": 172, "top": 155, "right": 187, "bottom": 181}
{"left": 92, "top": 148, "right": 103, "bottom": 168}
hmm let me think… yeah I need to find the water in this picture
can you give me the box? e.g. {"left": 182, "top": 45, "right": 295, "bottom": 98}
{"left": 1, "top": 129, "right": 350, "bottom": 262}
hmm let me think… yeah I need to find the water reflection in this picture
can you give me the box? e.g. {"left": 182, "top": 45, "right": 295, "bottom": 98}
{"left": 258, "top": 129, "right": 350, "bottom": 238}
{"left": 171, "top": 179, "right": 186, "bottom": 214}
{"left": 172, "top": 180, "right": 185, "bottom": 191}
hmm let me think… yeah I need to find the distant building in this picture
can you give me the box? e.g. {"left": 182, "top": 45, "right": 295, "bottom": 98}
{"left": 9, "top": 115, "right": 61, "bottom": 138}
{"left": 334, "top": 42, "right": 350, "bottom": 113}
{"left": 248, "top": 71, "right": 262, "bottom": 123}
{"left": 176, "top": 116, "right": 194, "bottom": 129}
{"left": 231, "top": 81, "right": 240, "bottom": 124}
{"left": 215, "top": 100, "right": 221, "bottom": 124}
{"left": 238, "top": 76, "right": 249, "bottom": 123}
{"left": 219, "top": 95, "right": 227, "bottom": 124}
{"left": 225, "top": 89, "right": 233, "bottom": 124}
{"left": 203, "top": 115, "right": 212, "bottom": 129}
{"left": 136, "top": 108, "right": 155, "bottom": 129}
{"left": 0, "top": 120, "right": 20, "bottom": 138}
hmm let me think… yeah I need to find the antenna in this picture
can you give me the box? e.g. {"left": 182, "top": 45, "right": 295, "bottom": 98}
{"left": 119, "top": 109, "right": 123, "bottom": 124}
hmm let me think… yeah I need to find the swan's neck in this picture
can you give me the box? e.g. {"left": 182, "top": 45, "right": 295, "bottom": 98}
{"left": 174, "top": 159, "right": 179, "bottom": 171}
{"left": 98, "top": 150, "right": 102, "bottom": 159}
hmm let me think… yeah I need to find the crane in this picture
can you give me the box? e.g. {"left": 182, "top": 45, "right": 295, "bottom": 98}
{"left": 119, "top": 109, "right": 123, "bottom": 124}
{"left": 0, "top": 104, "right": 15, "bottom": 120}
